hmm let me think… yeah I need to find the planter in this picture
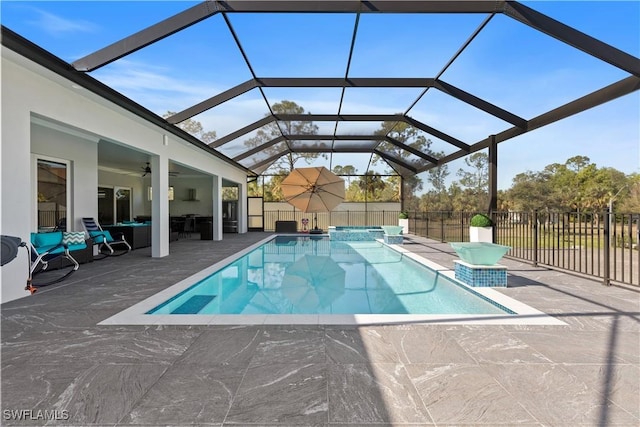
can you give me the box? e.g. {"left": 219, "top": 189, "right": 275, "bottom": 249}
{"left": 398, "top": 218, "right": 409, "bottom": 235}
{"left": 470, "top": 226, "right": 493, "bottom": 243}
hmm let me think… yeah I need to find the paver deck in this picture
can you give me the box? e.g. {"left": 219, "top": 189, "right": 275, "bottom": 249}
{"left": 2, "top": 232, "right": 638, "bottom": 426}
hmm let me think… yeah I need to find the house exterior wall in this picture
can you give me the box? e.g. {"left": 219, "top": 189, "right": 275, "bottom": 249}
{"left": 1, "top": 47, "right": 248, "bottom": 303}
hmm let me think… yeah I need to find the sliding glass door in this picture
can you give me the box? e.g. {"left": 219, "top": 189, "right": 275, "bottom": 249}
{"left": 115, "top": 187, "right": 131, "bottom": 223}
{"left": 98, "top": 186, "right": 131, "bottom": 225}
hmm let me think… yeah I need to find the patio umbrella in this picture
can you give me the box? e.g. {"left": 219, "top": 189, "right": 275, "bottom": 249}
{"left": 282, "top": 255, "right": 345, "bottom": 311}
{"left": 280, "top": 167, "right": 345, "bottom": 230}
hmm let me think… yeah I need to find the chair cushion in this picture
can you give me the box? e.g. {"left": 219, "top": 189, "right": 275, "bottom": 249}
{"left": 31, "top": 231, "right": 63, "bottom": 248}
{"left": 89, "top": 230, "right": 114, "bottom": 244}
{"left": 62, "top": 232, "right": 86, "bottom": 246}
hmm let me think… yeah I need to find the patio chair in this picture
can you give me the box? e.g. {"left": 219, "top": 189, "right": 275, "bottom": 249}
{"left": 26, "top": 231, "right": 87, "bottom": 293}
{"left": 81, "top": 217, "right": 131, "bottom": 257}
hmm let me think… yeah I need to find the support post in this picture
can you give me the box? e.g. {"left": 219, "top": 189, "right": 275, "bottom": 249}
{"left": 603, "top": 207, "right": 611, "bottom": 286}
{"left": 488, "top": 135, "right": 498, "bottom": 243}
{"left": 533, "top": 210, "right": 538, "bottom": 267}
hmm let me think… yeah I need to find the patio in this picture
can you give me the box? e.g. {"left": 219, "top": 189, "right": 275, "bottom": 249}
{"left": 1, "top": 232, "right": 638, "bottom": 426}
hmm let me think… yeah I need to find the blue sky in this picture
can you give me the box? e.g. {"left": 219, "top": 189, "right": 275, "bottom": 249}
{"left": 2, "top": 1, "right": 638, "bottom": 190}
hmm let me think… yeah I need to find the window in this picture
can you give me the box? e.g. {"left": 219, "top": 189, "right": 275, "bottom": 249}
{"left": 36, "top": 157, "right": 69, "bottom": 231}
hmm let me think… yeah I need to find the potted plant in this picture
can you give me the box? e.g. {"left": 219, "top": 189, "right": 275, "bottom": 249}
{"left": 470, "top": 213, "right": 493, "bottom": 243}
{"left": 398, "top": 211, "right": 409, "bottom": 235}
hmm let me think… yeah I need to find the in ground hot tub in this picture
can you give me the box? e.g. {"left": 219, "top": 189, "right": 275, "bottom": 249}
{"left": 328, "top": 226, "right": 384, "bottom": 241}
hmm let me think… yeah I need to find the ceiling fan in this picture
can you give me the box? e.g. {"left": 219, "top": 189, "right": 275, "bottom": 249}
{"left": 141, "top": 162, "right": 180, "bottom": 177}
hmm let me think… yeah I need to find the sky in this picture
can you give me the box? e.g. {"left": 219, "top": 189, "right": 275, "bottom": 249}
{"left": 1, "top": 0, "right": 639, "bottom": 190}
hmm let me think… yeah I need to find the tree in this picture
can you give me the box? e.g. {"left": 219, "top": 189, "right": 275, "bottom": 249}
{"left": 425, "top": 153, "right": 449, "bottom": 193}
{"left": 244, "top": 101, "right": 321, "bottom": 173}
{"left": 163, "top": 112, "right": 216, "bottom": 143}
{"left": 507, "top": 171, "right": 551, "bottom": 211}
{"left": 501, "top": 156, "right": 636, "bottom": 216}
{"left": 457, "top": 152, "right": 488, "bottom": 191}
{"left": 372, "top": 119, "right": 429, "bottom": 207}
{"left": 356, "top": 172, "right": 387, "bottom": 201}
{"left": 455, "top": 152, "right": 489, "bottom": 210}
{"left": 619, "top": 173, "right": 640, "bottom": 212}
{"left": 332, "top": 165, "right": 358, "bottom": 186}
{"left": 262, "top": 174, "right": 287, "bottom": 202}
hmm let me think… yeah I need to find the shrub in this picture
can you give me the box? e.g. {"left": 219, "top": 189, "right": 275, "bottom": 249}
{"left": 470, "top": 213, "right": 493, "bottom": 227}
{"left": 398, "top": 211, "right": 409, "bottom": 219}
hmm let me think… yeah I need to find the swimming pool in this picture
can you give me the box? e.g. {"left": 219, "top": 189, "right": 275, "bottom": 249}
{"left": 100, "top": 235, "right": 565, "bottom": 325}
{"left": 148, "top": 237, "right": 510, "bottom": 316}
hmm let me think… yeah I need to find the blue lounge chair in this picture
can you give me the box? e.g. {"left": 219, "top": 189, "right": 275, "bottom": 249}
{"left": 27, "top": 231, "right": 88, "bottom": 293}
{"left": 81, "top": 217, "right": 131, "bottom": 257}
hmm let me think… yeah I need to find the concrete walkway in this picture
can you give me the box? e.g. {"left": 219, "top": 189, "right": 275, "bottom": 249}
{"left": 2, "top": 233, "right": 638, "bottom": 426}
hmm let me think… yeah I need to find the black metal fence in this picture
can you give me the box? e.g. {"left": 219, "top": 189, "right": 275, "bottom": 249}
{"left": 264, "top": 209, "right": 639, "bottom": 287}
{"left": 407, "top": 210, "right": 639, "bottom": 287}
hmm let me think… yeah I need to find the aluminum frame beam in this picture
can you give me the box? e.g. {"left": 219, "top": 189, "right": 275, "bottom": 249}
{"left": 233, "top": 136, "right": 286, "bottom": 161}
{"left": 423, "top": 75, "right": 640, "bottom": 173}
{"left": 210, "top": 116, "right": 276, "bottom": 148}
{"left": 213, "top": 113, "right": 466, "bottom": 156}
{"left": 374, "top": 150, "right": 418, "bottom": 174}
{"left": 383, "top": 136, "right": 439, "bottom": 165}
{"left": 434, "top": 80, "right": 527, "bottom": 128}
{"left": 72, "top": 1, "right": 506, "bottom": 72}
{"left": 504, "top": 1, "right": 640, "bottom": 77}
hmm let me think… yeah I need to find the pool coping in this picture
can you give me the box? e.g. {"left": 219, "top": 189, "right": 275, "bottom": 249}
{"left": 98, "top": 235, "right": 567, "bottom": 326}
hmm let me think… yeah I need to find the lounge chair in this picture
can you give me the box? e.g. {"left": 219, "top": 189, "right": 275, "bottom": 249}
{"left": 81, "top": 217, "right": 131, "bottom": 257}
{"left": 27, "top": 231, "right": 88, "bottom": 293}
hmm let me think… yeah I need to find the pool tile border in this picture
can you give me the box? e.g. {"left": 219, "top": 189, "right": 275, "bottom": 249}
{"left": 98, "top": 235, "right": 566, "bottom": 326}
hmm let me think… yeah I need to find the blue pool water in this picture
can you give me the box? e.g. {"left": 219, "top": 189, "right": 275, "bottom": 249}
{"left": 148, "top": 237, "right": 512, "bottom": 316}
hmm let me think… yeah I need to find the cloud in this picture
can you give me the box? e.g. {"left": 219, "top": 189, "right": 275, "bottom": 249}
{"left": 29, "top": 9, "right": 97, "bottom": 35}
{"left": 90, "top": 59, "right": 225, "bottom": 113}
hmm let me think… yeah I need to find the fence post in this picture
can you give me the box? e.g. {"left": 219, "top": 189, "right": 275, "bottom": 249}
{"left": 533, "top": 210, "right": 538, "bottom": 267}
{"left": 603, "top": 207, "right": 611, "bottom": 286}
{"left": 440, "top": 211, "right": 445, "bottom": 242}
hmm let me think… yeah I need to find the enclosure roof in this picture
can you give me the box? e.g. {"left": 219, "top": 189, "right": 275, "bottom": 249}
{"left": 2, "top": 1, "right": 639, "bottom": 178}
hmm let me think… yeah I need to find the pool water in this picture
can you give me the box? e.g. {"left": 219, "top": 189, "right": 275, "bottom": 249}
{"left": 148, "top": 237, "right": 512, "bottom": 316}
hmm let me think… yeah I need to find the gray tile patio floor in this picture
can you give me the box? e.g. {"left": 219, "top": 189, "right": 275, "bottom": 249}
{"left": 1, "top": 232, "right": 639, "bottom": 426}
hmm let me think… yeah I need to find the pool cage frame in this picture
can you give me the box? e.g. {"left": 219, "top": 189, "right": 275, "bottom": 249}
{"left": 57, "top": 0, "right": 639, "bottom": 215}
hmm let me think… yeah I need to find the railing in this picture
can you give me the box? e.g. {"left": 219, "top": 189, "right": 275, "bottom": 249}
{"left": 38, "top": 210, "right": 66, "bottom": 230}
{"left": 407, "top": 210, "right": 638, "bottom": 287}
{"left": 264, "top": 209, "right": 639, "bottom": 287}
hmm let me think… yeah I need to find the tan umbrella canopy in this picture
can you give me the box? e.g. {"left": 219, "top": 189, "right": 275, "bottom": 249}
{"left": 281, "top": 167, "right": 345, "bottom": 230}
{"left": 282, "top": 255, "right": 346, "bottom": 312}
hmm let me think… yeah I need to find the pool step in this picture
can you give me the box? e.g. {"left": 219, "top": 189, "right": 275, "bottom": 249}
{"left": 171, "top": 295, "right": 216, "bottom": 314}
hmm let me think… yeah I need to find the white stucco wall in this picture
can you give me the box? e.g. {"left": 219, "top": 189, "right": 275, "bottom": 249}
{"left": 1, "top": 46, "right": 248, "bottom": 303}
